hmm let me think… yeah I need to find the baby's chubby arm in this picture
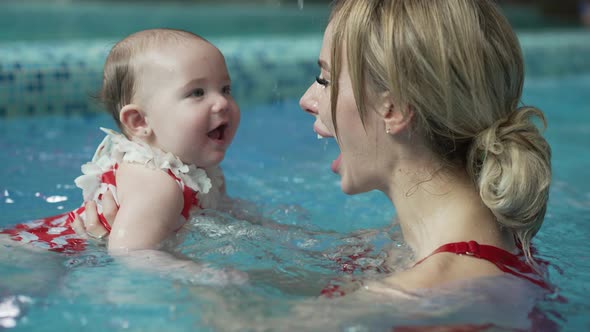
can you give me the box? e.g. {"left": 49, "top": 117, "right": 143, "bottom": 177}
{"left": 75, "top": 163, "right": 247, "bottom": 285}
{"left": 107, "top": 162, "right": 184, "bottom": 252}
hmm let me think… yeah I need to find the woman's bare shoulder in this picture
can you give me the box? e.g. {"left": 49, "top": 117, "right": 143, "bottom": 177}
{"left": 366, "top": 263, "right": 437, "bottom": 295}
{"left": 374, "top": 253, "right": 508, "bottom": 293}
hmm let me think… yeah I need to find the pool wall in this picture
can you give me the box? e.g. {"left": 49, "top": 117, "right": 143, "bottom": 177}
{"left": 0, "top": 36, "right": 323, "bottom": 117}
{"left": 1, "top": 3, "right": 589, "bottom": 118}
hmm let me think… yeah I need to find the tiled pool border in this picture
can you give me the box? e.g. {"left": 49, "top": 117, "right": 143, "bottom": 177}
{"left": 0, "top": 31, "right": 588, "bottom": 118}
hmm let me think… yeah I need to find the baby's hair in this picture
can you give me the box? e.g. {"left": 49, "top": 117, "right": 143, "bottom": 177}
{"left": 100, "top": 28, "right": 207, "bottom": 135}
{"left": 329, "top": 0, "right": 551, "bottom": 266}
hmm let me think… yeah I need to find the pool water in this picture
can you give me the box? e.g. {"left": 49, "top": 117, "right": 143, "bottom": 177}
{"left": 1, "top": 72, "right": 589, "bottom": 330}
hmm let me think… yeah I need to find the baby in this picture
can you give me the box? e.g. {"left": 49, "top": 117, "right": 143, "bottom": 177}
{"left": 1, "top": 28, "right": 240, "bottom": 254}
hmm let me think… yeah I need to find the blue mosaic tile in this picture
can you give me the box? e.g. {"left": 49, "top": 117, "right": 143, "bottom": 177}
{"left": 0, "top": 72, "right": 15, "bottom": 82}
{"left": 54, "top": 69, "right": 70, "bottom": 80}
{"left": 0, "top": 32, "right": 588, "bottom": 118}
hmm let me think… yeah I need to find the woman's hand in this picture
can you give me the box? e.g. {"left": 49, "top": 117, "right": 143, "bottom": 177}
{"left": 71, "top": 190, "right": 118, "bottom": 243}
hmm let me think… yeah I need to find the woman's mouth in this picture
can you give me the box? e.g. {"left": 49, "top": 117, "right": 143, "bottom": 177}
{"left": 312, "top": 122, "right": 341, "bottom": 173}
{"left": 331, "top": 153, "right": 342, "bottom": 173}
{"left": 313, "top": 121, "right": 333, "bottom": 138}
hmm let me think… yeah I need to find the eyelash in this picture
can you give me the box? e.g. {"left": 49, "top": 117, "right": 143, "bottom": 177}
{"left": 315, "top": 76, "right": 329, "bottom": 86}
{"left": 189, "top": 86, "right": 232, "bottom": 98}
{"left": 189, "top": 88, "right": 205, "bottom": 97}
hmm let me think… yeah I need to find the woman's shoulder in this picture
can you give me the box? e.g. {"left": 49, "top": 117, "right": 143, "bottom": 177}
{"left": 364, "top": 253, "right": 545, "bottom": 301}
{"left": 378, "top": 252, "right": 508, "bottom": 291}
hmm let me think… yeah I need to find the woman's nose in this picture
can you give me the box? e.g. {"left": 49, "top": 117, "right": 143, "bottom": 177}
{"left": 299, "top": 85, "right": 318, "bottom": 116}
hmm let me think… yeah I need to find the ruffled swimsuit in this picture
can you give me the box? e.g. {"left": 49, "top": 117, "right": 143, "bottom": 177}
{"left": 1, "top": 128, "right": 224, "bottom": 253}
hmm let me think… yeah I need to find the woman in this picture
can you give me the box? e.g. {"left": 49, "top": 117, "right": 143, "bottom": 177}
{"left": 299, "top": 0, "right": 552, "bottom": 292}
{"left": 79, "top": 0, "right": 552, "bottom": 292}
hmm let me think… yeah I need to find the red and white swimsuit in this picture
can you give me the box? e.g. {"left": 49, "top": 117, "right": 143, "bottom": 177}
{"left": 1, "top": 128, "right": 224, "bottom": 253}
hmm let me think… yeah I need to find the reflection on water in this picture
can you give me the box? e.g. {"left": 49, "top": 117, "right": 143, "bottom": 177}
{"left": 1, "top": 73, "right": 589, "bottom": 329}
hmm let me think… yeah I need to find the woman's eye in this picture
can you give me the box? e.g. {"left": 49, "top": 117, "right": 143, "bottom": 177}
{"left": 189, "top": 88, "right": 205, "bottom": 97}
{"left": 315, "top": 76, "right": 329, "bottom": 86}
{"left": 222, "top": 85, "right": 231, "bottom": 95}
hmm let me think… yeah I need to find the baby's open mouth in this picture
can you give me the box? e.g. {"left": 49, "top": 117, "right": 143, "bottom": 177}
{"left": 208, "top": 124, "right": 227, "bottom": 141}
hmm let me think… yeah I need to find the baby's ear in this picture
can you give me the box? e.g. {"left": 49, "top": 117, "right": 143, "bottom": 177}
{"left": 119, "top": 104, "right": 152, "bottom": 137}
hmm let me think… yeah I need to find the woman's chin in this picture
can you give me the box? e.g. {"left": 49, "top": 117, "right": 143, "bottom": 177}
{"left": 339, "top": 177, "right": 359, "bottom": 195}
{"left": 339, "top": 174, "right": 373, "bottom": 195}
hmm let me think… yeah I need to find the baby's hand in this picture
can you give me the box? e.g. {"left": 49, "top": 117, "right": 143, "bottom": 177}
{"left": 71, "top": 190, "right": 118, "bottom": 243}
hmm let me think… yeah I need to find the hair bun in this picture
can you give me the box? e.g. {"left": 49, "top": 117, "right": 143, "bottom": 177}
{"left": 473, "top": 106, "right": 548, "bottom": 159}
{"left": 467, "top": 105, "right": 551, "bottom": 261}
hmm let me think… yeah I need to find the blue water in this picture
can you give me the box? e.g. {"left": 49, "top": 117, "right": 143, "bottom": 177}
{"left": 1, "top": 73, "right": 589, "bottom": 330}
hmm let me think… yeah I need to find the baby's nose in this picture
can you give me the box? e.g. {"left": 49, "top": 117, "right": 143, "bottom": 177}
{"left": 212, "top": 94, "right": 229, "bottom": 113}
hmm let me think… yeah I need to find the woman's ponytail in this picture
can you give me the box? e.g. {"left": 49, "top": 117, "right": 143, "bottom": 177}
{"left": 467, "top": 106, "right": 551, "bottom": 263}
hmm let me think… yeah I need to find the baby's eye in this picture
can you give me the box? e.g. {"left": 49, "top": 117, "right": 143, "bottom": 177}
{"left": 315, "top": 76, "right": 329, "bottom": 87}
{"left": 189, "top": 88, "right": 205, "bottom": 98}
{"left": 222, "top": 85, "right": 231, "bottom": 95}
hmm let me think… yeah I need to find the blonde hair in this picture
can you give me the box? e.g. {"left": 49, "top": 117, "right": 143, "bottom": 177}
{"left": 328, "top": 0, "right": 551, "bottom": 263}
{"left": 100, "top": 28, "right": 206, "bottom": 134}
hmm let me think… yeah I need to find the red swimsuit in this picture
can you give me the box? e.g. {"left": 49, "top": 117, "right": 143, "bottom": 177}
{"left": 0, "top": 128, "right": 221, "bottom": 253}
{"left": 413, "top": 240, "right": 549, "bottom": 289}
{"left": 0, "top": 166, "right": 201, "bottom": 253}
{"left": 321, "top": 240, "right": 549, "bottom": 298}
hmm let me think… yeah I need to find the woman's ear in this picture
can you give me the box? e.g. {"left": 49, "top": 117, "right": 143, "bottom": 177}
{"left": 119, "top": 104, "right": 152, "bottom": 137}
{"left": 381, "top": 97, "right": 414, "bottom": 135}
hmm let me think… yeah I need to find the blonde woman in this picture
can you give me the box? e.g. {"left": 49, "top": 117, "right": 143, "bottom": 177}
{"left": 301, "top": 0, "right": 551, "bottom": 293}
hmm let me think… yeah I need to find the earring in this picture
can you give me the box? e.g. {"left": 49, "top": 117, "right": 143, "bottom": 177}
{"left": 144, "top": 129, "right": 149, "bottom": 135}
{"left": 386, "top": 127, "right": 391, "bottom": 134}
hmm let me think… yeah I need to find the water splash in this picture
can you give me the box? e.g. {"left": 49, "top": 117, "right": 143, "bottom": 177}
{"left": 45, "top": 195, "right": 68, "bottom": 203}
{"left": 3, "top": 190, "right": 13, "bottom": 204}
{"left": 323, "top": 138, "right": 331, "bottom": 151}
{"left": 0, "top": 296, "right": 33, "bottom": 329}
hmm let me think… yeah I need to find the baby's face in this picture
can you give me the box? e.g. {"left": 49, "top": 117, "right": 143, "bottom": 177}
{"left": 136, "top": 39, "right": 240, "bottom": 168}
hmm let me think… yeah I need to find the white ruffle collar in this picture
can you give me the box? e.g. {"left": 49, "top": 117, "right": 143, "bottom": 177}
{"left": 75, "top": 128, "right": 213, "bottom": 200}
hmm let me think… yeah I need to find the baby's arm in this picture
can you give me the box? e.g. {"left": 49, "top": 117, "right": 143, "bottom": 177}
{"left": 74, "top": 181, "right": 247, "bottom": 285}
{"left": 107, "top": 162, "right": 184, "bottom": 252}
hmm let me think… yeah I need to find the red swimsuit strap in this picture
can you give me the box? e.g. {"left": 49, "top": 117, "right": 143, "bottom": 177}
{"left": 166, "top": 170, "right": 200, "bottom": 220}
{"left": 414, "top": 240, "right": 549, "bottom": 289}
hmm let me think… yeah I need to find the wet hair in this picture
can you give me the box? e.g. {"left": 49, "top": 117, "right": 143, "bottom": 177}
{"left": 99, "top": 28, "right": 206, "bottom": 134}
{"left": 328, "top": 0, "right": 551, "bottom": 264}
